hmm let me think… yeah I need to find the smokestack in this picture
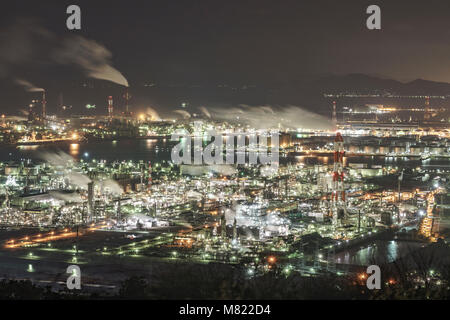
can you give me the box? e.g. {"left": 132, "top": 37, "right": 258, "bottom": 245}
{"left": 331, "top": 101, "right": 337, "bottom": 130}
{"left": 88, "top": 182, "right": 94, "bottom": 221}
{"left": 28, "top": 103, "right": 34, "bottom": 122}
{"left": 42, "top": 90, "right": 47, "bottom": 121}
{"left": 58, "top": 93, "right": 64, "bottom": 113}
{"left": 108, "top": 96, "right": 113, "bottom": 119}
{"left": 148, "top": 161, "right": 152, "bottom": 191}
{"left": 123, "top": 88, "right": 131, "bottom": 115}
{"left": 424, "top": 96, "right": 431, "bottom": 120}
{"left": 117, "top": 198, "right": 121, "bottom": 221}
{"left": 332, "top": 132, "right": 346, "bottom": 226}
{"left": 221, "top": 210, "right": 226, "bottom": 239}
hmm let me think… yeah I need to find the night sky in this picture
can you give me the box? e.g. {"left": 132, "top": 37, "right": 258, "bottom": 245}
{"left": 1, "top": 0, "right": 449, "bottom": 114}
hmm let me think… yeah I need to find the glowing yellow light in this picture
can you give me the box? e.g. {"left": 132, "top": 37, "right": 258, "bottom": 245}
{"left": 268, "top": 256, "right": 276, "bottom": 264}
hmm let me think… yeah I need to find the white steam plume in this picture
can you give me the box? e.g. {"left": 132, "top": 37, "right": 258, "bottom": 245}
{"left": 38, "top": 150, "right": 74, "bottom": 166}
{"left": 146, "top": 107, "right": 161, "bottom": 121}
{"left": 15, "top": 79, "right": 44, "bottom": 92}
{"left": 54, "top": 36, "right": 129, "bottom": 87}
{"left": 199, "top": 106, "right": 211, "bottom": 118}
{"left": 49, "top": 191, "right": 83, "bottom": 203}
{"left": 6, "top": 115, "right": 27, "bottom": 121}
{"left": 38, "top": 150, "right": 92, "bottom": 189}
{"left": 260, "top": 106, "right": 275, "bottom": 114}
{"left": 174, "top": 109, "right": 191, "bottom": 119}
{"left": 210, "top": 165, "right": 237, "bottom": 176}
{"left": 0, "top": 20, "right": 128, "bottom": 87}
{"left": 98, "top": 178, "right": 123, "bottom": 195}
{"left": 66, "top": 172, "right": 92, "bottom": 189}
{"left": 209, "top": 105, "right": 332, "bottom": 130}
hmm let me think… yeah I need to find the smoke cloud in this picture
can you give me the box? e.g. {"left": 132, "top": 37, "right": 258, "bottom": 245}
{"left": 49, "top": 191, "right": 83, "bottom": 203}
{"left": 174, "top": 109, "right": 191, "bottom": 119}
{"left": 5, "top": 115, "right": 27, "bottom": 121}
{"left": 38, "top": 150, "right": 75, "bottom": 167}
{"left": 209, "top": 105, "right": 332, "bottom": 130}
{"left": 198, "top": 106, "right": 211, "bottom": 118}
{"left": 98, "top": 178, "right": 123, "bottom": 195}
{"left": 146, "top": 106, "right": 161, "bottom": 121}
{"left": 15, "top": 79, "right": 44, "bottom": 92}
{"left": 38, "top": 150, "right": 92, "bottom": 189}
{"left": 66, "top": 172, "right": 92, "bottom": 189}
{"left": 0, "top": 20, "right": 128, "bottom": 87}
{"left": 0, "top": 19, "right": 52, "bottom": 77}
{"left": 54, "top": 36, "right": 129, "bottom": 87}
{"left": 209, "top": 165, "right": 237, "bottom": 176}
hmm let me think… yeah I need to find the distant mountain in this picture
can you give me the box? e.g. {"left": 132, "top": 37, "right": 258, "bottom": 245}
{"left": 312, "top": 73, "right": 450, "bottom": 96}
{"left": 403, "top": 78, "right": 450, "bottom": 95}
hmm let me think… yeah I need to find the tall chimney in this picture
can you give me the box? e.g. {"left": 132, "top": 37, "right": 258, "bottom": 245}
{"left": 88, "top": 182, "right": 94, "bottom": 221}
{"left": 108, "top": 96, "right": 114, "bottom": 119}
{"left": 42, "top": 90, "right": 47, "bottom": 121}
{"left": 331, "top": 101, "right": 337, "bottom": 130}
{"left": 123, "top": 88, "right": 131, "bottom": 115}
